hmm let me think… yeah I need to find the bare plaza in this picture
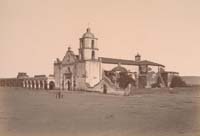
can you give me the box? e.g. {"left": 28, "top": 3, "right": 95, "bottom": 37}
{"left": 0, "top": 87, "right": 200, "bottom": 136}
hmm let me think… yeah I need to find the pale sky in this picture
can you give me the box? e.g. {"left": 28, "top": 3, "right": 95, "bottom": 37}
{"left": 0, "top": 0, "right": 200, "bottom": 78}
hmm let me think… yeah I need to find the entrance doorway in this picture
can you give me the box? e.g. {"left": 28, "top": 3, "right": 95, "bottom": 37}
{"left": 67, "top": 80, "right": 71, "bottom": 91}
{"left": 49, "top": 81, "right": 55, "bottom": 90}
{"left": 63, "top": 73, "right": 72, "bottom": 91}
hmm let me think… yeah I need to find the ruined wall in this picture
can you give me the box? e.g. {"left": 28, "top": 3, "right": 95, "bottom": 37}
{"left": 84, "top": 77, "right": 124, "bottom": 95}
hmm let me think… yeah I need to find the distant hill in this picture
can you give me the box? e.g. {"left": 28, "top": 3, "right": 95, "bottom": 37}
{"left": 181, "top": 76, "right": 200, "bottom": 86}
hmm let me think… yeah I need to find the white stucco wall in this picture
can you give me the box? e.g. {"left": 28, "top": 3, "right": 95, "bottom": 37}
{"left": 83, "top": 38, "right": 91, "bottom": 48}
{"left": 75, "top": 62, "right": 86, "bottom": 90}
{"left": 83, "top": 49, "right": 99, "bottom": 60}
{"left": 83, "top": 38, "right": 97, "bottom": 49}
{"left": 83, "top": 49, "right": 92, "bottom": 60}
{"left": 85, "top": 61, "right": 102, "bottom": 87}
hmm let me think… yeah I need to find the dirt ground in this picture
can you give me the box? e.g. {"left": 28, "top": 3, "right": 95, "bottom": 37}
{"left": 0, "top": 87, "right": 200, "bottom": 136}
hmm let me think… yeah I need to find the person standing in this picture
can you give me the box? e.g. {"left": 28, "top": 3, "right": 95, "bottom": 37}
{"left": 124, "top": 83, "right": 131, "bottom": 96}
{"left": 103, "top": 84, "right": 107, "bottom": 94}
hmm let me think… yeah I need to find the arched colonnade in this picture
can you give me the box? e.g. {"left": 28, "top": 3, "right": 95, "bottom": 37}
{"left": 23, "top": 78, "right": 55, "bottom": 90}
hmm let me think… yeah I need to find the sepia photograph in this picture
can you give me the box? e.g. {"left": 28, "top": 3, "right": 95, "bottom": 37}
{"left": 0, "top": 0, "right": 200, "bottom": 136}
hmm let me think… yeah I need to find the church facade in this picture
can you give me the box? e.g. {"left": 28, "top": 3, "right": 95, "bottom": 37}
{"left": 54, "top": 28, "right": 102, "bottom": 91}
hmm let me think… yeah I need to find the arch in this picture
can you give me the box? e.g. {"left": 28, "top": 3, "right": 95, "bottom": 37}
{"left": 40, "top": 80, "right": 44, "bottom": 89}
{"left": 10, "top": 80, "right": 13, "bottom": 87}
{"left": 24, "top": 80, "right": 26, "bottom": 88}
{"left": 33, "top": 80, "right": 36, "bottom": 89}
{"left": 6, "top": 80, "right": 9, "bottom": 87}
{"left": 25, "top": 80, "right": 30, "bottom": 88}
{"left": 44, "top": 80, "right": 48, "bottom": 90}
{"left": 2, "top": 80, "right": 5, "bottom": 87}
{"left": 35, "top": 80, "right": 39, "bottom": 89}
{"left": 37, "top": 80, "right": 41, "bottom": 89}
{"left": 28, "top": 80, "right": 32, "bottom": 88}
{"left": 49, "top": 81, "right": 55, "bottom": 90}
{"left": 0, "top": 81, "right": 2, "bottom": 86}
{"left": 13, "top": 80, "right": 16, "bottom": 87}
{"left": 111, "top": 65, "right": 128, "bottom": 73}
{"left": 67, "top": 80, "right": 71, "bottom": 90}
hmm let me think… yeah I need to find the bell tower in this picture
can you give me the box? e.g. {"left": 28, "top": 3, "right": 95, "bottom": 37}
{"left": 79, "top": 27, "right": 99, "bottom": 61}
{"left": 76, "top": 27, "right": 102, "bottom": 87}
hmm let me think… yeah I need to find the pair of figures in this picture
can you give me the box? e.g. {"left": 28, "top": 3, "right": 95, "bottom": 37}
{"left": 56, "top": 91, "right": 63, "bottom": 99}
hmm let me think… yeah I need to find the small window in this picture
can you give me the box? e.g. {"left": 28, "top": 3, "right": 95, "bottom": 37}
{"left": 92, "top": 50, "right": 95, "bottom": 59}
{"left": 81, "top": 39, "right": 84, "bottom": 48}
{"left": 68, "top": 67, "right": 71, "bottom": 72}
{"left": 91, "top": 40, "right": 95, "bottom": 49}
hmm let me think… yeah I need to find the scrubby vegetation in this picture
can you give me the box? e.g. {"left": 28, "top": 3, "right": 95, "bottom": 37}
{"left": 170, "top": 76, "right": 187, "bottom": 88}
{"left": 117, "top": 72, "right": 135, "bottom": 89}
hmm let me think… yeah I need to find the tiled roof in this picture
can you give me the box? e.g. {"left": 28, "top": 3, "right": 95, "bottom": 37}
{"left": 100, "top": 57, "right": 136, "bottom": 65}
{"left": 139, "top": 60, "right": 165, "bottom": 67}
{"left": 99, "top": 57, "right": 165, "bottom": 67}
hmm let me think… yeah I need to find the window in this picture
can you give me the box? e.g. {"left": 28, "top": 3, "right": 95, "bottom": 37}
{"left": 81, "top": 50, "right": 84, "bottom": 60}
{"left": 91, "top": 40, "right": 95, "bottom": 49}
{"left": 92, "top": 50, "right": 95, "bottom": 60}
{"left": 68, "top": 67, "right": 71, "bottom": 73}
{"left": 81, "top": 39, "right": 84, "bottom": 48}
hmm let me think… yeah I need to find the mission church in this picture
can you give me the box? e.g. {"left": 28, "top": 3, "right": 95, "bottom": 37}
{"left": 53, "top": 27, "right": 173, "bottom": 93}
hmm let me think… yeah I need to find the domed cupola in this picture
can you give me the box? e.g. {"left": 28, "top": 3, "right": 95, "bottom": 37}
{"left": 135, "top": 53, "right": 141, "bottom": 62}
{"left": 82, "top": 27, "right": 95, "bottom": 39}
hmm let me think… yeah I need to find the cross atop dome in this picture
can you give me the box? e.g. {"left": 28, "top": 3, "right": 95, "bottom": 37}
{"left": 68, "top": 46, "right": 71, "bottom": 51}
{"left": 86, "top": 27, "right": 91, "bottom": 32}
